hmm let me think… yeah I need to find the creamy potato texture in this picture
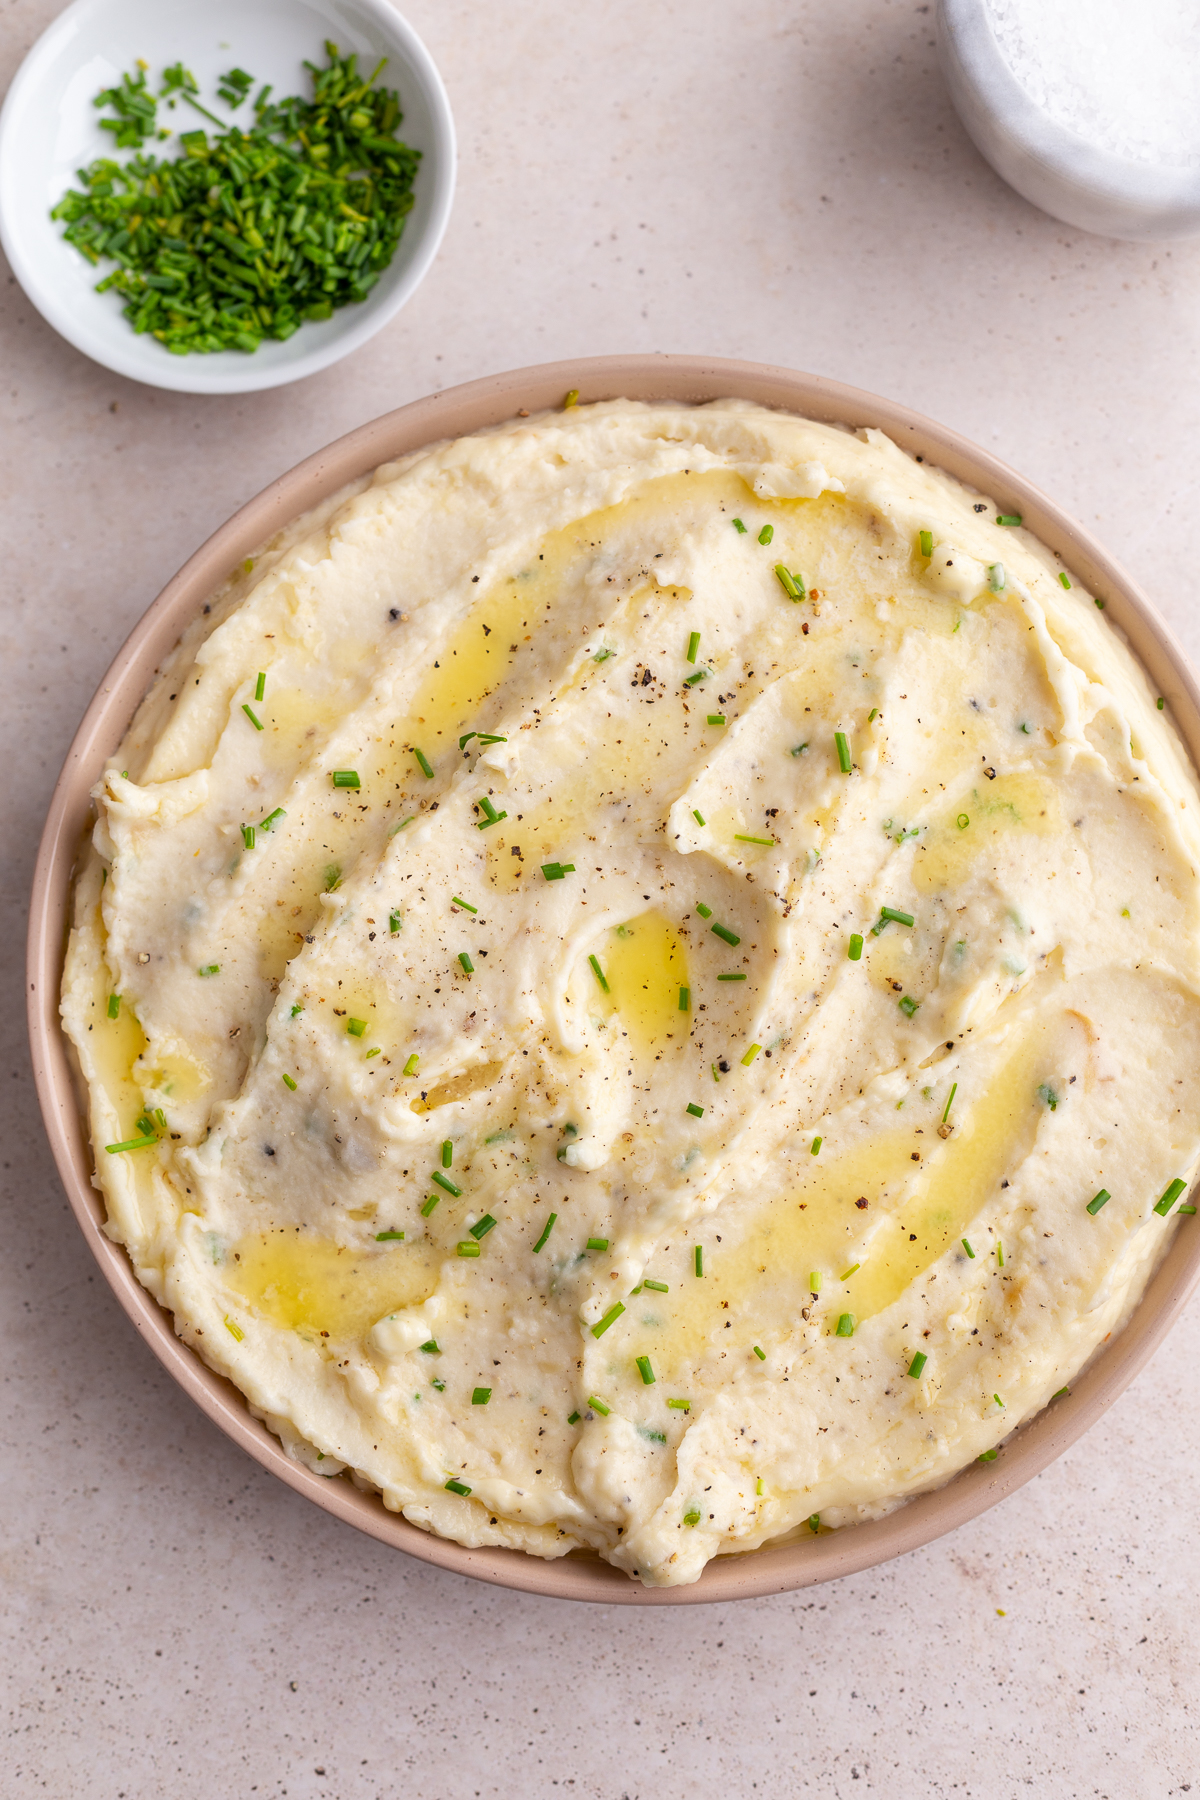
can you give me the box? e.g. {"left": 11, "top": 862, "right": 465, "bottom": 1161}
{"left": 63, "top": 401, "right": 1200, "bottom": 1585}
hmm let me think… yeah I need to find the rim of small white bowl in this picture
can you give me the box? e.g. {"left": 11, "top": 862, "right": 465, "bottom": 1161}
{"left": 27, "top": 353, "right": 1200, "bottom": 1604}
{"left": 937, "top": 0, "right": 1200, "bottom": 240}
{"left": 0, "top": 0, "right": 456, "bottom": 392}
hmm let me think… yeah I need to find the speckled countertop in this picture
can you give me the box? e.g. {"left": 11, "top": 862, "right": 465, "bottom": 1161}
{"left": 4, "top": 2, "right": 1200, "bottom": 1794}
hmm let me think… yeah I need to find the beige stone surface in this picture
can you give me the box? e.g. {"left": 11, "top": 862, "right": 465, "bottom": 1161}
{"left": 4, "top": 1, "right": 1200, "bottom": 1793}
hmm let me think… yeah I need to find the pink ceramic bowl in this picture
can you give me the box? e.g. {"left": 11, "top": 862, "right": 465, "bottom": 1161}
{"left": 28, "top": 355, "right": 1200, "bottom": 1604}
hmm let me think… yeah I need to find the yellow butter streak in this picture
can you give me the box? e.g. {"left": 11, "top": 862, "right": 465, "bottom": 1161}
{"left": 599, "top": 912, "right": 689, "bottom": 1051}
{"left": 226, "top": 1232, "right": 438, "bottom": 1340}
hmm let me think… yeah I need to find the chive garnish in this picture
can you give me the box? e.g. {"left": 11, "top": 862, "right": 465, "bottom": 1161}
{"left": 898, "top": 995, "right": 919, "bottom": 1017}
{"left": 364, "top": 1047, "right": 381, "bottom": 1059}
{"left": 440, "top": 1139, "right": 453, "bottom": 1168}
{"left": 943, "top": 1082, "right": 957, "bottom": 1123}
{"left": 791, "top": 742, "right": 809, "bottom": 756}
{"left": 809, "top": 1272, "right": 822, "bottom": 1292}
{"left": 105, "top": 1135, "right": 158, "bottom": 1154}
{"left": 667, "top": 1398, "right": 690, "bottom": 1411}
{"left": 774, "top": 564, "right": 801, "bottom": 600}
{"left": 564, "top": 388, "right": 579, "bottom": 408}
{"left": 692, "top": 809, "right": 706, "bottom": 826}
{"left": 741, "top": 1043, "right": 762, "bottom": 1065}
{"left": 919, "top": 529, "right": 933, "bottom": 558}
{"left": 868, "top": 708, "right": 878, "bottom": 722}
{"left": 684, "top": 668, "right": 710, "bottom": 687}
{"left": 242, "top": 703, "right": 264, "bottom": 731}
{"left": 835, "top": 1313, "right": 856, "bottom": 1337}
{"left": 695, "top": 1246, "right": 704, "bottom": 1276}
{"left": 389, "top": 817, "right": 415, "bottom": 836}
{"left": 840, "top": 1264, "right": 860, "bottom": 1280}
{"left": 734, "top": 834, "right": 775, "bottom": 846}
{"left": 346, "top": 1018, "right": 367, "bottom": 1037}
{"left": 732, "top": 518, "right": 747, "bottom": 533}
{"left": 994, "top": 1393, "right": 1004, "bottom": 1407}
{"left": 259, "top": 807, "right": 285, "bottom": 831}
{"left": 588, "top": 954, "right": 610, "bottom": 993}
{"left": 848, "top": 933, "right": 863, "bottom": 961}
{"left": 685, "top": 1101, "right": 704, "bottom": 1119}
{"left": 1086, "top": 1189, "right": 1110, "bottom": 1215}
{"left": 711, "top": 921, "right": 740, "bottom": 945}
{"left": 811, "top": 1136, "right": 822, "bottom": 1155}
{"left": 962, "top": 1238, "right": 975, "bottom": 1258}
{"left": 541, "top": 861, "right": 575, "bottom": 880}
{"left": 532, "top": 1212, "right": 557, "bottom": 1253}
{"left": 687, "top": 630, "right": 701, "bottom": 663}
{"left": 1181, "top": 1205, "right": 1197, "bottom": 1215}
{"left": 282, "top": 1073, "right": 297, "bottom": 1090}
{"left": 241, "top": 824, "right": 256, "bottom": 849}
{"left": 254, "top": 671, "right": 266, "bottom": 702}
{"left": 988, "top": 563, "right": 1006, "bottom": 592}
{"left": 588, "top": 1396, "right": 611, "bottom": 1416}
{"left": 457, "top": 1241, "right": 481, "bottom": 1257}
{"left": 331, "top": 770, "right": 360, "bottom": 789}
{"left": 450, "top": 895, "right": 477, "bottom": 913}
{"left": 696, "top": 903, "right": 713, "bottom": 919}
{"left": 403, "top": 1053, "right": 420, "bottom": 1076}
{"left": 458, "top": 952, "right": 474, "bottom": 974}
{"left": 567, "top": 1411, "right": 581, "bottom": 1425}
{"left": 471, "top": 1386, "right": 491, "bottom": 1405}
{"left": 591, "top": 1302, "right": 625, "bottom": 1338}
{"left": 198, "top": 964, "right": 219, "bottom": 977}
{"left": 996, "top": 513, "right": 1022, "bottom": 527}
{"left": 420, "top": 1195, "right": 439, "bottom": 1217}
{"left": 593, "top": 647, "right": 614, "bottom": 663}
{"left": 107, "top": 993, "right": 121, "bottom": 1019}
{"left": 752, "top": 1344, "right": 766, "bottom": 1360}
{"left": 445, "top": 1478, "right": 472, "bottom": 1496}
{"left": 707, "top": 714, "right": 726, "bottom": 726}
{"left": 1058, "top": 572, "right": 1071, "bottom": 588}
{"left": 225, "top": 1316, "right": 244, "bottom": 1342}
{"left": 1155, "top": 1178, "right": 1187, "bottom": 1216}
{"left": 375, "top": 1229, "right": 405, "bottom": 1241}
{"left": 880, "top": 907, "right": 915, "bottom": 927}
{"left": 908, "top": 1351, "right": 927, "bottom": 1378}
{"left": 389, "top": 908, "right": 401, "bottom": 934}
{"left": 582, "top": 1237, "right": 607, "bottom": 1255}
{"left": 432, "top": 1171, "right": 461, "bottom": 1196}
{"left": 408, "top": 747, "right": 433, "bottom": 780}
{"left": 834, "top": 731, "right": 852, "bottom": 773}
{"left": 978, "top": 1450, "right": 998, "bottom": 1464}
{"left": 718, "top": 971, "right": 746, "bottom": 981}
{"left": 758, "top": 524, "right": 773, "bottom": 545}
{"left": 636, "top": 1355, "right": 656, "bottom": 1385}
{"left": 957, "top": 813, "right": 970, "bottom": 830}
{"left": 644, "top": 1278, "right": 668, "bottom": 1293}
{"left": 679, "top": 986, "right": 690, "bottom": 1011}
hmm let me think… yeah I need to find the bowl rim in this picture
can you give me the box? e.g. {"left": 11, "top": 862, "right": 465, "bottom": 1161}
{"left": 27, "top": 353, "right": 1200, "bottom": 1605}
{"left": 0, "top": 0, "right": 456, "bottom": 394}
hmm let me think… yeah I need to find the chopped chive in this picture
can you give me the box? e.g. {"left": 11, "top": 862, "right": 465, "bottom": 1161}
{"left": 732, "top": 518, "right": 747, "bottom": 533}
{"left": 563, "top": 388, "right": 579, "bottom": 408}
{"left": 198, "top": 964, "right": 220, "bottom": 977}
{"left": 696, "top": 903, "right": 713, "bottom": 919}
{"left": 942, "top": 1082, "right": 957, "bottom": 1123}
{"left": 994, "top": 1393, "right": 1004, "bottom": 1407}
{"left": 432, "top": 1171, "right": 461, "bottom": 1196}
{"left": 752, "top": 1344, "right": 766, "bottom": 1360}
{"left": 957, "top": 813, "right": 970, "bottom": 830}
{"left": 478, "top": 733, "right": 507, "bottom": 745}
{"left": 242, "top": 703, "right": 264, "bottom": 731}
{"left": 593, "top": 647, "right": 614, "bottom": 663}
{"left": 898, "top": 994, "right": 919, "bottom": 1017}
{"left": 431, "top": 1378, "right": 446, "bottom": 1392}
{"left": 962, "top": 1238, "right": 975, "bottom": 1258}
{"left": 282, "top": 1073, "right": 297, "bottom": 1091}
{"left": 643, "top": 1278, "right": 668, "bottom": 1293}
{"left": 687, "top": 630, "right": 701, "bottom": 663}
{"left": 707, "top": 714, "right": 726, "bottom": 726}
{"left": 848, "top": 933, "right": 863, "bottom": 961}
{"left": 692, "top": 809, "right": 706, "bottom": 826}
{"left": 997, "top": 1242, "right": 1005, "bottom": 1265}
{"left": 636, "top": 1355, "right": 656, "bottom": 1385}
{"left": 679, "top": 986, "right": 691, "bottom": 1012}
{"left": 450, "top": 895, "right": 477, "bottom": 913}
{"left": 541, "top": 861, "right": 575, "bottom": 880}
{"left": 420, "top": 1339, "right": 440, "bottom": 1354}
{"left": 811, "top": 1136, "right": 822, "bottom": 1155}
{"left": 105, "top": 1135, "right": 158, "bottom": 1154}
{"left": 375, "top": 1229, "right": 405, "bottom": 1241}
{"left": 588, "top": 953, "right": 610, "bottom": 993}
{"left": 346, "top": 1017, "right": 367, "bottom": 1037}
{"left": 734, "top": 834, "right": 776, "bottom": 846}
{"left": 259, "top": 807, "right": 285, "bottom": 831}
{"left": 774, "top": 563, "right": 801, "bottom": 599}
{"left": 996, "top": 512, "right": 1022, "bottom": 528}
{"left": 834, "top": 731, "right": 852, "bottom": 773}
{"left": 241, "top": 824, "right": 256, "bottom": 850}
{"left": 1086, "top": 1189, "right": 1110, "bottom": 1216}
{"left": 290, "top": 1005, "right": 303, "bottom": 1019}
{"left": 459, "top": 731, "right": 477, "bottom": 749}
{"left": 667, "top": 1398, "right": 690, "bottom": 1411}
{"left": 758, "top": 524, "right": 774, "bottom": 545}
{"left": 107, "top": 993, "right": 121, "bottom": 1019}
{"left": 978, "top": 1449, "right": 998, "bottom": 1464}
{"left": 389, "top": 817, "right": 415, "bottom": 836}
{"left": 420, "top": 1195, "right": 440, "bottom": 1217}
{"left": 1155, "top": 1178, "right": 1187, "bottom": 1216}
{"left": 254, "top": 671, "right": 266, "bottom": 703}
{"left": 476, "top": 803, "right": 508, "bottom": 830}
{"left": 589, "top": 1396, "right": 611, "bottom": 1416}
{"left": 686, "top": 1101, "right": 704, "bottom": 1118}
{"left": 808, "top": 1514, "right": 821, "bottom": 1534}
{"left": 567, "top": 1411, "right": 581, "bottom": 1425}
{"left": 868, "top": 708, "right": 878, "bottom": 723}
{"left": 331, "top": 769, "right": 360, "bottom": 788}
{"left": 458, "top": 952, "right": 474, "bottom": 974}
{"left": 880, "top": 907, "right": 915, "bottom": 927}
{"left": 441, "top": 1139, "right": 453, "bottom": 1168}
{"left": 457, "top": 1240, "right": 481, "bottom": 1257}
{"left": 591, "top": 1302, "right": 625, "bottom": 1339}
{"left": 532, "top": 1212, "right": 558, "bottom": 1253}
{"left": 1181, "top": 1205, "right": 1197, "bottom": 1215}
{"left": 411, "top": 749, "right": 434, "bottom": 779}
{"left": 908, "top": 1351, "right": 928, "bottom": 1379}
{"left": 224, "top": 1316, "right": 244, "bottom": 1342}
{"left": 756, "top": 1477, "right": 764, "bottom": 1496}
{"left": 1058, "top": 571, "right": 1072, "bottom": 588}
{"left": 835, "top": 1313, "right": 856, "bottom": 1337}
{"left": 840, "top": 1264, "right": 860, "bottom": 1280}
{"left": 988, "top": 562, "right": 1006, "bottom": 592}
{"left": 712, "top": 921, "right": 740, "bottom": 945}
{"left": 694, "top": 1246, "right": 704, "bottom": 1276}
{"left": 684, "top": 668, "right": 710, "bottom": 686}
{"left": 741, "top": 1042, "right": 762, "bottom": 1066}
{"left": 1158, "top": 697, "right": 1166, "bottom": 709}
{"left": 403, "top": 1053, "right": 420, "bottom": 1076}
{"left": 718, "top": 971, "right": 746, "bottom": 981}
{"left": 919, "top": 529, "right": 933, "bottom": 558}
{"left": 1052, "top": 1386, "right": 1070, "bottom": 1399}
{"left": 578, "top": 1236, "right": 607, "bottom": 1256}
{"left": 471, "top": 1386, "right": 491, "bottom": 1404}
{"left": 445, "top": 1478, "right": 472, "bottom": 1496}
{"left": 809, "top": 1272, "right": 822, "bottom": 1291}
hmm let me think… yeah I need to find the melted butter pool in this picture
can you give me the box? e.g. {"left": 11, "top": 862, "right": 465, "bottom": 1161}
{"left": 226, "top": 1231, "right": 438, "bottom": 1341}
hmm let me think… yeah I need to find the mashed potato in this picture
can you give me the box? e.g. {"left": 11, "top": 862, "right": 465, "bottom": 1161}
{"left": 62, "top": 400, "right": 1200, "bottom": 1585}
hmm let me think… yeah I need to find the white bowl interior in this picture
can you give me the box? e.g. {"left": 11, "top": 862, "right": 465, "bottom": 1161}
{"left": 0, "top": 0, "right": 455, "bottom": 392}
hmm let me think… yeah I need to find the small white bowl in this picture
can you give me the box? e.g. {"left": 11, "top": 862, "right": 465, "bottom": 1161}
{"left": 938, "top": 0, "right": 1200, "bottom": 240}
{"left": 0, "top": 0, "right": 455, "bottom": 392}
